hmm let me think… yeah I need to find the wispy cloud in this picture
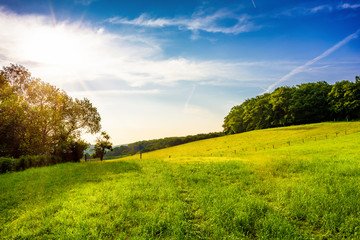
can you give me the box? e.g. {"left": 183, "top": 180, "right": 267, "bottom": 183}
{"left": 282, "top": 4, "right": 333, "bottom": 16}
{"left": 184, "top": 85, "right": 197, "bottom": 112}
{"left": 283, "top": 2, "right": 360, "bottom": 17}
{"left": 108, "top": 9, "right": 258, "bottom": 36}
{"left": 74, "top": 0, "right": 98, "bottom": 6}
{"left": 0, "top": 7, "right": 266, "bottom": 93}
{"left": 265, "top": 28, "right": 360, "bottom": 93}
{"left": 310, "top": 5, "right": 333, "bottom": 13}
{"left": 251, "top": 0, "right": 256, "bottom": 9}
{"left": 338, "top": 3, "right": 360, "bottom": 9}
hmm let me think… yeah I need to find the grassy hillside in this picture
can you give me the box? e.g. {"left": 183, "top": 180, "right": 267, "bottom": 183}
{"left": 128, "top": 121, "right": 360, "bottom": 161}
{"left": 1, "top": 122, "right": 360, "bottom": 239}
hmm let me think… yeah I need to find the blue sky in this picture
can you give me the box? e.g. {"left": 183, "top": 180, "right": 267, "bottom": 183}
{"left": 0, "top": 0, "right": 359, "bottom": 144}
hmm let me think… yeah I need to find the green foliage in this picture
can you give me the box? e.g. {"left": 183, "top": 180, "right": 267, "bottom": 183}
{"left": 12, "top": 155, "right": 62, "bottom": 171}
{"left": 223, "top": 77, "right": 360, "bottom": 134}
{"left": 94, "top": 131, "right": 112, "bottom": 161}
{"left": 0, "top": 64, "right": 100, "bottom": 163}
{"left": 328, "top": 79, "right": 360, "bottom": 120}
{"left": 0, "top": 157, "right": 14, "bottom": 173}
{"left": 59, "top": 139, "right": 89, "bottom": 163}
{"left": 289, "top": 81, "right": 332, "bottom": 124}
{"left": 0, "top": 153, "right": 67, "bottom": 175}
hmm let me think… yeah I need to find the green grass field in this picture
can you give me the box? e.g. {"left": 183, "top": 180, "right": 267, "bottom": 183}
{"left": 1, "top": 122, "right": 360, "bottom": 239}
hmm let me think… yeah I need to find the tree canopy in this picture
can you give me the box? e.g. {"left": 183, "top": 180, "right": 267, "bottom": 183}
{"left": 223, "top": 77, "right": 360, "bottom": 135}
{"left": 94, "top": 131, "right": 113, "bottom": 161}
{"left": 0, "top": 64, "right": 101, "bottom": 161}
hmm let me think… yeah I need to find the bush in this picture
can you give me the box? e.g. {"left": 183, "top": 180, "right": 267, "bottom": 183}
{"left": 14, "top": 155, "right": 48, "bottom": 171}
{"left": 0, "top": 157, "right": 14, "bottom": 173}
{"left": 15, "top": 156, "right": 31, "bottom": 171}
{"left": 50, "top": 155, "right": 61, "bottom": 165}
{"left": 39, "top": 155, "right": 46, "bottom": 166}
{"left": 1, "top": 154, "right": 67, "bottom": 174}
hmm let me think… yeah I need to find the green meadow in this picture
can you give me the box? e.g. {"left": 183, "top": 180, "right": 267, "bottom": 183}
{"left": 1, "top": 122, "right": 360, "bottom": 239}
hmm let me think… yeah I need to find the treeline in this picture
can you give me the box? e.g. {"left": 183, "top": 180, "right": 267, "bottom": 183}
{"left": 105, "top": 132, "right": 224, "bottom": 157}
{"left": 0, "top": 64, "right": 101, "bottom": 172}
{"left": 223, "top": 77, "right": 360, "bottom": 134}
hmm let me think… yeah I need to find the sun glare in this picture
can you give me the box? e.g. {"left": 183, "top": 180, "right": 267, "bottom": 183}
{"left": 22, "top": 25, "right": 84, "bottom": 65}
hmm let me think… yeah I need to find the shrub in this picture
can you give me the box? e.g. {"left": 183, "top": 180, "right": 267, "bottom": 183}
{"left": 15, "top": 155, "right": 56, "bottom": 171}
{"left": 37, "top": 155, "right": 47, "bottom": 167}
{"left": 0, "top": 157, "right": 14, "bottom": 173}
{"left": 2, "top": 154, "right": 66, "bottom": 174}
{"left": 15, "top": 156, "right": 31, "bottom": 171}
{"left": 50, "top": 155, "right": 61, "bottom": 165}
{"left": 31, "top": 155, "right": 40, "bottom": 167}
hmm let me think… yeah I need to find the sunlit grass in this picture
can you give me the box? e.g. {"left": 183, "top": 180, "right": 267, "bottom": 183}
{"left": 129, "top": 121, "right": 360, "bottom": 163}
{"left": 1, "top": 121, "right": 360, "bottom": 239}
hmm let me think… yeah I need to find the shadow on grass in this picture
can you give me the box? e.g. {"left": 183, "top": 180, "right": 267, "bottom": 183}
{"left": 52, "top": 160, "right": 142, "bottom": 185}
{"left": 272, "top": 126, "right": 317, "bottom": 131}
{"left": 101, "top": 160, "right": 142, "bottom": 174}
{"left": 0, "top": 160, "right": 142, "bottom": 220}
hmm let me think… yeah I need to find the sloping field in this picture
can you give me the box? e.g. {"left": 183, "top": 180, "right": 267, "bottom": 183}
{"left": 1, "top": 122, "right": 360, "bottom": 239}
{"left": 128, "top": 122, "right": 360, "bottom": 162}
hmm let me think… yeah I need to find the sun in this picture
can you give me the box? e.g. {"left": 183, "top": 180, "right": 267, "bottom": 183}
{"left": 22, "top": 25, "right": 84, "bottom": 66}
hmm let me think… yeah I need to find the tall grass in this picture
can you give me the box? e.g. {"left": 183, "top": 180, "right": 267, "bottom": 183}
{"left": 1, "top": 122, "right": 360, "bottom": 239}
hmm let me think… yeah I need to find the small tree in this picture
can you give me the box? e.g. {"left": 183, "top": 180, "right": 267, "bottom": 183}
{"left": 94, "top": 131, "right": 112, "bottom": 161}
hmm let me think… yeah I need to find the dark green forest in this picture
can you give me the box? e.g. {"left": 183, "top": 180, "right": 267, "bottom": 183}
{"left": 223, "top": 77, "right": 360, "bottom": 134}
{"left": 0, "top": 64, "right": 101, "bottom": 171}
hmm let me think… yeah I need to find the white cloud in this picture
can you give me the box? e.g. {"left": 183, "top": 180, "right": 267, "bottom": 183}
{"left": 338, "top": 3, "right": 360, "bottom": 9}
{"left": 0, "top": 7, "right": 265, "bottom": 90}
{"left": 108, "top": 9, "right": 258, "bottom": 35}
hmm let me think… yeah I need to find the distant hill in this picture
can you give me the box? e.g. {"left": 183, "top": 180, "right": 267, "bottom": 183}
{"left": 84, "top": 145, "right": 95, "bottom": 155}
{"left": 85, "top": 144, "right": 125, "bottom": 157}
{"left": 105, "top": 132, "right": 224, "bottom": 158}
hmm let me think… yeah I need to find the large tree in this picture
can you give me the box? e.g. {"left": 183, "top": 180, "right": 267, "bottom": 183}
{"left": 0, "top": 64, "right": 101, "bottom": 161}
